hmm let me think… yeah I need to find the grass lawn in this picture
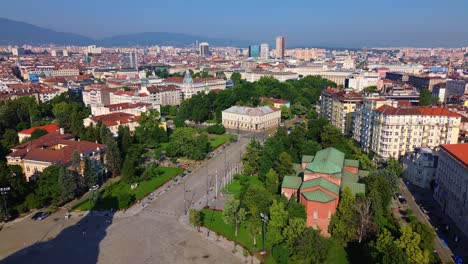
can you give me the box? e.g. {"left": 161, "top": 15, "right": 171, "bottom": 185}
{"left": 208, "top": 134, "right": 237, "bottom": 149}
{"left": 201, "top": 209, "right": 275, "bottom": 263}
{"left": 324, "top": 241, "right": 349, "bottom": 264}
{"left": 73, "top": 166, "right": 182, "bottom": 211}
{"left": 222, "top": 175, "right": 263, "bottom": 198}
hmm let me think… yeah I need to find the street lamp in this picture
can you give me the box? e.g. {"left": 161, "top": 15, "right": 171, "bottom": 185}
{"left": 0, "top": 187, "right": 10, "bottom": 221}
{"left": 260, "top": 212, "right": 268, "bottom": 254}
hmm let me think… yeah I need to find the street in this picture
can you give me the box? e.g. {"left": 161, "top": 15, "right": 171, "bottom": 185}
{"left": 0, "top": 133, "right": 254, "bottom": 264}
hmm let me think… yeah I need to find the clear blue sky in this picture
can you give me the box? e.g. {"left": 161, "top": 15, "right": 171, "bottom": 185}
{"left": 1, "top": 0, "right": 467, "bottom": 47}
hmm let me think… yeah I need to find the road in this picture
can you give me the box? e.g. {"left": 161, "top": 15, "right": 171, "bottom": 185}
{"left": 0, "top": 133, "right": 254, "bottom": 264}
{"left": 398, "top": 181, "right": 453, "bottom": 263}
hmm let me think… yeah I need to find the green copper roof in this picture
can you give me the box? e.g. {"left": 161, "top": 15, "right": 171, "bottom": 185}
{"left": 300, "top": 178, "right": 340, "bottom": 195}
{"left": 302, "top": 189, "right": 336, "bottom": 203}
{"left": 282, "top": 176, "right": 302, "bottom": 189}
{"left": 342, "top": 170, "right": 359, "bottom": 183}
{"left": 302, "top": 155, "right": 314, "bottom": 163}
{"left": 358, "top": 170, "right": 370, "bottom": 178}
{"left": 306, "top": 148, "right": 345, "bottom": 175}
{"left": 341, "top": 182, "right": 366, "bottom": 196}
{"left": 344, "top": 159, "right": 360, "bottom": 168}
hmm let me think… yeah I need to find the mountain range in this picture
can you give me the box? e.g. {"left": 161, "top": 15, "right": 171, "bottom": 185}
{"left": 0, "top": 17, "right": 249, "bottom": 47}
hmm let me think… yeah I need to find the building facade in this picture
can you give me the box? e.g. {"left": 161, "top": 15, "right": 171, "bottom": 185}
{"left": 433, "top": 144, "right": 468, "bottom": 238}
{"left": 163, "top": 71, "right": 226, "bottom": 99}
{"left": 221, "top": 106, "right": 281, "bottom": 132}
{"left": 248, "top": 45, "right": 260, "bottom": 58}
{"left": 402, "top": 148, "right": 438, "bottom": 189}
{"left": 6, "top": 132, "right": 106, "bottom": 181}
{"left": 260, "top": 43, "right": 269, "bottom": 60}
{"left": 276, "top": 36, "right": 285, "bottom": 59}
{"left": 371, "top": 106, "right": 461, "bottom": 160}
{"left": 320, "top": 88, "right": 362, "bottom": 136}
{"left": 144, "top": 85, "right": 182, "bottom": 106}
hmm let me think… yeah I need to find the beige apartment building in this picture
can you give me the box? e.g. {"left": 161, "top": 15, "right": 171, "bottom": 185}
{"left": 433, "top": 144, "right": 468, "bottom": 238}
{"left": 353, "top": 97, "right": 399, "bottom": 152}
{"left": 371, "top": 106, "right": 461, "bottom": 160}
{"left": 222, "top": 106, "right": 281, "bottom": 132}
{"left": 144, "top": 85, "right": 182, "bottom": 106}
{"left": 320, "top": 88, "right": 362, "bottom": 136}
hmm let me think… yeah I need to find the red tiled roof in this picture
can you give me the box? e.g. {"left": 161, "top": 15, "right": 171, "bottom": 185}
{"left": 146, "top": 85, "right": 179, "bottom": 93}
{"left": 376, "top": 105, "right": 460, "bottom": 117}
{"left": 260, "top": 97, "right": 290, "bottom": 104}
{"left": 104, "top": 102, "right": 151, "bottom": 111}
{"left": 440, "top": 144, "right": 468, "bottom": 166}
{"left": 18, "top": 124, "right": 60, "bottom": 135}
{"left": 90, "top": 112, "right": 139, "bottom": 127}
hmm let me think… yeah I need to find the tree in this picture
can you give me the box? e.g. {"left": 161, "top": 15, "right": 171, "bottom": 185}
{"left": 419, "top": 88, "right": 436, "bottom": 106}
{"left": 265, "top": 169, "right": 279, "bottom": 194}
{"left": 242, "top": 139, "right": 262, "bottom": 176}
{"left": 1, "top": 129, "right": 19, "bottom": 147}
{"left": 230, "top": 72, "right": 242, "bottom": 85}
{"left": 289, "top": 228, "right": 331, "bottom": 264}
{"left": 223, "top": 196, "right": 247, "bottom": 236}
{"left": 329, "top": 187, "right": 357, "bottom": 245}
{"left": 189, "top": 209, "right": 203, "bottom": 231}
{"left": 35, "top": 165, "right": 62, "bottom": 206}
{"left": 395, "top": 225, "right": 430, "bottom": 264}
{"left": 386, "top": 158, "right": 403, "bottom": 177}
{"left": 372, "top": 228, "right": 411, "bottom": 264}
{"left": 29, "top": 128, "right": 48, "bottom": 140}
{"left": 287, "top": 197, "right": 307, "bottom": 220}
{"left": 291, "top": 102, "right": 307, "bottom": 116}
{"left": 355, "top": 197, "right": 374, "bottom": 243}
{"left": 267, "top": 200, "right": 289, "bottom": 245}
{"left": 166, "top": 127, "right": 210, "bottom": 160}
{"left": 243, "top": 185, "right": 271, "bottom": 246}
{"left": 58, "top": 167, "right": 79, "bottom": 202}
{"left": 273, "top": 152, "right": 294, "bottom": 181}
{"left": 283, "top": 217, "right": 306, "bottom": 249}
{"left": 83, "top": 159, "right": 98, "bottom": 189}
{"left": 362, "top": 86, "right": 378, "bottom": 94}
{"left": 280, "top": 105, "right": 291, "bottom": 120}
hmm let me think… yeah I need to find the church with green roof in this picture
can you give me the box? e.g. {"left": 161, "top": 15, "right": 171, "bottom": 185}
{"left": 281, "top": 147, "right": 367, "bottom": 236}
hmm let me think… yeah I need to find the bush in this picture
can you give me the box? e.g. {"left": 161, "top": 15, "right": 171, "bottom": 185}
{"left": 207, "top": 124, "right": 226, "bottom": 135}
{"left": 24, "top": 193, "right": 43, "bottom": 210}
{"left": 118, "top": 193, "right": 136, "bottom": 208}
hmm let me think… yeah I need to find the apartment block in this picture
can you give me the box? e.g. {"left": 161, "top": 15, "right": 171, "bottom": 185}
{"left": 433, "top": 144, "right": 468, "bottom": 238}
{"left": 320, "top": 88, "right": 362, "bottom": 136}
{"left": 370, "top": 106, "right": 460, "bottom": 160}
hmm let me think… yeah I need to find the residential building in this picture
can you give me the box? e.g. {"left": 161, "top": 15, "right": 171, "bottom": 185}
{"left": 319, "top": 88, "right": 362, "bottom": 136}
{"left": 446, "top": 79, "right": 468, "bottom": 99}
{"left": 123, "top": 51, "right": 138, "bottom": 70}
{"left": 281, "top": 148, "right": 366, "bottom": 236}
{"left": 260, "top": 97, "right": 290, "bottom": 108}
{"left": 83, "top": 112, "right": 140, "bottom": 136}
{"left": 90, "top": 102, "right": 154, "bottom": 116}
{"left": 371, "top": 106, "right": 461, "bottom": 160}
{"left": 402, "top": 148, "right": 438, "bottom": 189}
{"left": 241, "top": 70, "right": 298, "bottom": 82}
{"left": 248, "top": 45, "right": 260, "bottom": 58}
{"left": 199, "top": 42, "right": 210, "bottom": 57}
{"left": 433, "top": 144, "right": 468, "bottom": 238}
{"left": 86, "top": 45, "right": 102, "bottom": 54}
{"left": 143, "top": 85, "right": 182, "bottom": 106}
{"left": 82, "top": 85, "right": 113, "bottom": 107}
{"left": 260, "top": 44, "right": 269, "bottom": 60}
{"left": 345, "top": 72, "right": 380, "bottom": 92}
{"left": 17, "top": 123, "right": 60, "bottom": 142}
{"left": 6, "top": 132, "right": 106, "bottom": 181}
{"left": 276, "top": 36, "right": 285, "bottom": 59}
{"left": 221, "top": 106, "right": 281, "bottom": 132}
{"left": 352, "top": 97, "right": 398, "bottom": 153}
{"left": 432, "top": 85, "right": 447, "bottom": 102}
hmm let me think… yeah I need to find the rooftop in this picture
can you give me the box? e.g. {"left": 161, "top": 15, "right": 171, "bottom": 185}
{"left": 222, "top": 105, "right": 279, "bottom": 116}
{"left": 306, "top": 147, "right": 345, "bottom": 175}
{"left": 18, "top": 123, "right": 59, "bottom": 135}
{"left": 302, "top": 189, "right": 336, "bottom": 203}
{"left": 440, "top": 144, "right": 468, "bottom": 167}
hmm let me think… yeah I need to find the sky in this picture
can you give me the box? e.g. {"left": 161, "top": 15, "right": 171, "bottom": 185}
{"left": 1, "top": 0, "right": 468, "bottom": 48}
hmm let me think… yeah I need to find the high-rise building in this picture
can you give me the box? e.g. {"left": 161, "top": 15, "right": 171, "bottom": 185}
{"left": 123, "top": 51, "right": 138, "bottom": 70}
{"left": 248, "top": 45, "right": 260, "bottom": 58}
{"left": 276, "top": 36, "right": 286, "bottom": 59}
{"left": 86, "top": 45, "right": 102, "bottom": 54}
{"left": 199, "top": 42, "right": 210, "bottom": 57}
{"left": 260, "top": 43, "right": 269, "bottom": 59}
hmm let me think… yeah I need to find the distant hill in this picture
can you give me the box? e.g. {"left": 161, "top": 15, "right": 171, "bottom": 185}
{"left": 0, "top": 17, "right": 249, "bottom": 47}
{"left": 0, "top": 17, "right": 92, "bottom": 45}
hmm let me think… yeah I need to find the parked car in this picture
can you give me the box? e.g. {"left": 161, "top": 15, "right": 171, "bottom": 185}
{"left": 395, "top": 192, "right": 403, "bottom": 199}
{"left": 89, "top": 184, "right": 100, "bottom": 192}
{"left": 31, "top": 212, "right": 50, "bottom": 221}
{"left": 420, "top": 206, "right": 430, "bottom": 214}
{"left": 398, "top": 197, "right": 408, "bottom": 204}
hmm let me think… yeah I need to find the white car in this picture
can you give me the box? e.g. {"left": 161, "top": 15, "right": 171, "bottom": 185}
{"left": 89, "top": 185, "right": 100, "bottom": 192}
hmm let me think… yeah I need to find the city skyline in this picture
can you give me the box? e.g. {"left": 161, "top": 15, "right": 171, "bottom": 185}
{"left": 0, "top": 0, "right": 467, "bottom": 48}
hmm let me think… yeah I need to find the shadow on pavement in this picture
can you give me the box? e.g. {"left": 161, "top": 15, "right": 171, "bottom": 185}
{"left": 0, "top": 198, "right": 117, "bottom": 264}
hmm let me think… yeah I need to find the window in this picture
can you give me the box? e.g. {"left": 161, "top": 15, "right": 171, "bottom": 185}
{"left": 313, "top": 211, "right": 318, "bottom": 220}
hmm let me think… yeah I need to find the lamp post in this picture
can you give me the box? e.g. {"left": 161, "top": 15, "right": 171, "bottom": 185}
{"left": 260, "top": 212, "right": 268, "bottom": 254}
{"left": 0, "top": 187, "right": 10, "bottom": 221}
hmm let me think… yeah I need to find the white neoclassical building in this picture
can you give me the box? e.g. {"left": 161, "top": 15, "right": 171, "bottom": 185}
{"left": 222, "top": 106, "right": 281, "bottom": 132}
